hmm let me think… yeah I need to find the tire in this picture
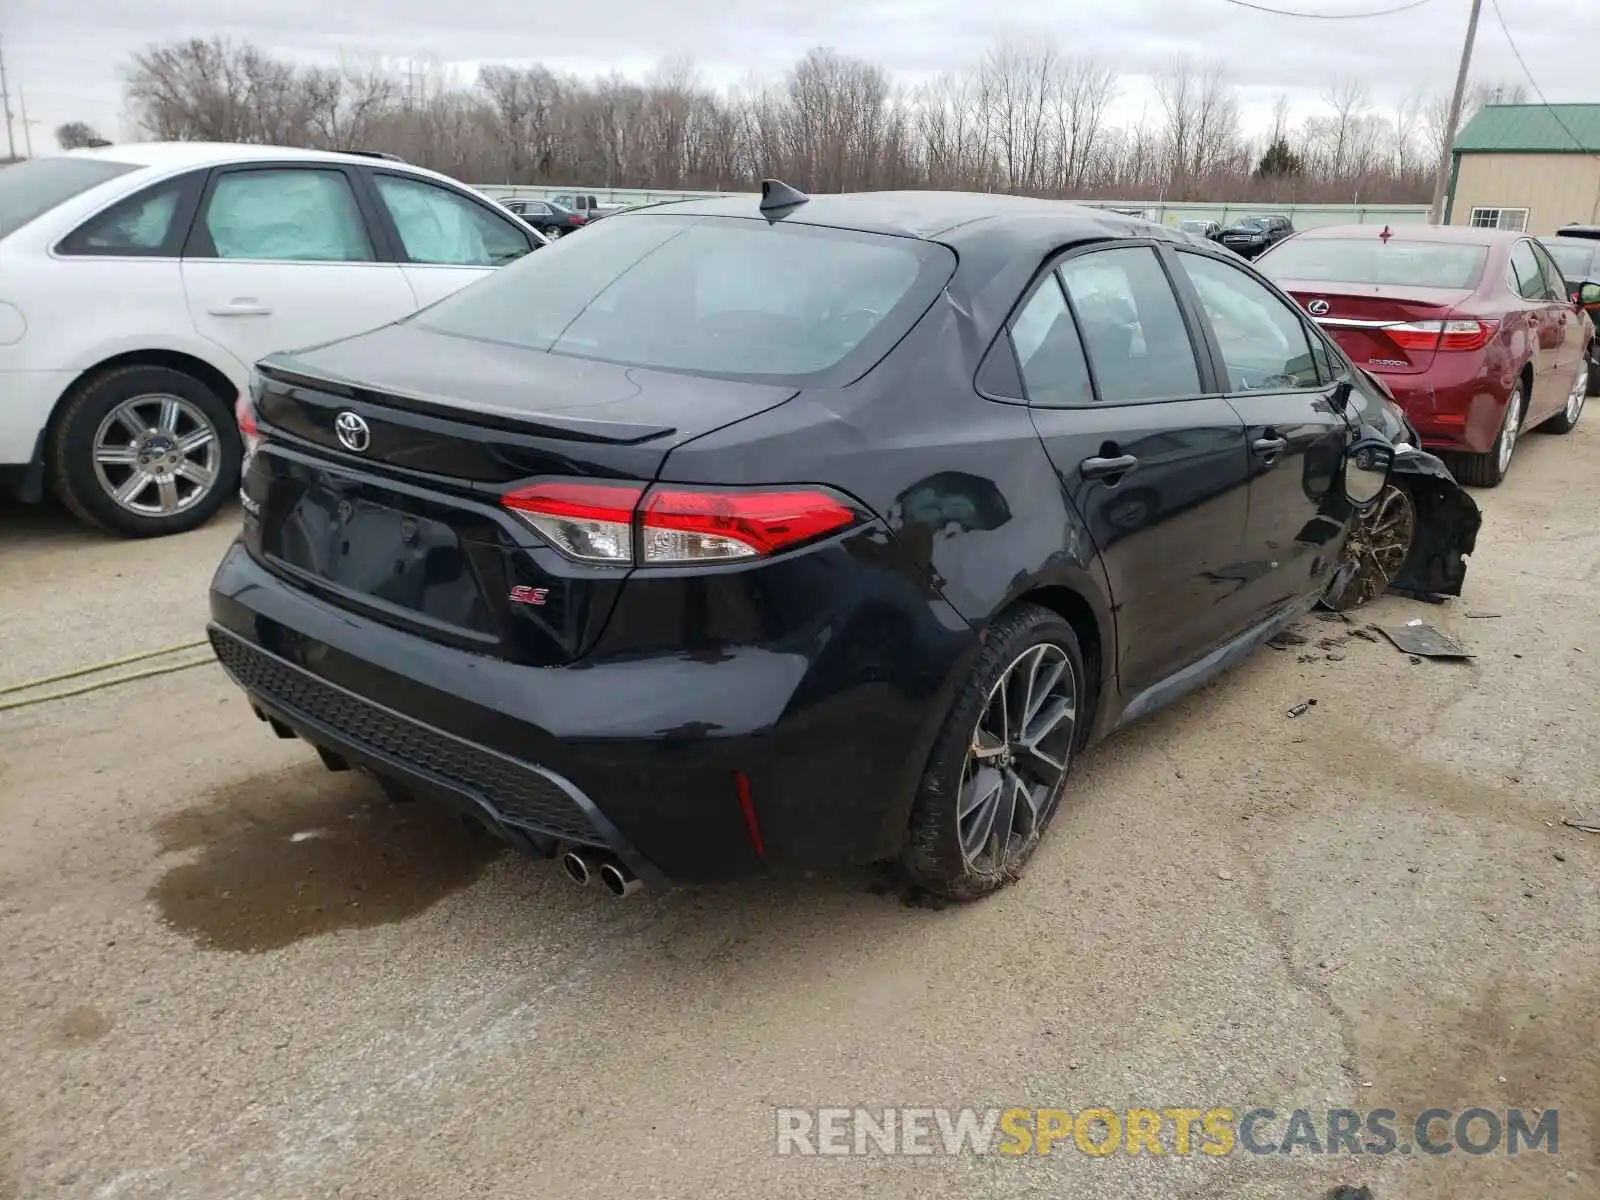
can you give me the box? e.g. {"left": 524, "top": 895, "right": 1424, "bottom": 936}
{"left": 901, "top": 604, "right": 1086, "bottom": 902}
{"left": 1544, "top": 356, "right": 1588, "bottom": 435}
{"left": 1321, "top": 482, "right": 1416, "bottom": 611}
{"left": 49, "top": 364, "right": 240, "bottom": 538}
{"left": 1444, "top": 380, "right": 1525, "bottom": 488}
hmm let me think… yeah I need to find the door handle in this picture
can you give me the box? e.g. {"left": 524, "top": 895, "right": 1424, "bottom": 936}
{"left": 1252, "top": 435, "right": 1288, "bottom": 458}
{"left": 208, "top": 299, "right": 272, "bottom": 316}
{"left": 1081, "top": 453, "right": 1139, "bottom": 480}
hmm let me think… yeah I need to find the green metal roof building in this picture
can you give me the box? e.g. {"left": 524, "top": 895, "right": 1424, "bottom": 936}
{"left": 1445, "top": 104, "right": 1600, "bottom": 234}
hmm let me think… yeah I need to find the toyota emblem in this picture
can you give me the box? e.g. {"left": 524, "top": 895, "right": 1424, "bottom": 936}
{"left": 334, "top": 411, "right": 371, "bottom": 453}
{"left": 1307, "top": 299, "right": 1330, "bottom": 316}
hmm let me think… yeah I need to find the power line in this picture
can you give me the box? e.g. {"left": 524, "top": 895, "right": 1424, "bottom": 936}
{"left": 1219, "top": 0, "right": 1434, "bottom": 18}
{"left": 1487, "top": 0, "right": 1599, "bottom": 158}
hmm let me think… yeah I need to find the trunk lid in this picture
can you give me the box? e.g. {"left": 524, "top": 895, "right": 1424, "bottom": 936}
{"left": 1279, "top": 281, "right": 1475, "bottom": 375}
{"left": 245, "top": 323, "right": 797, "bottom": 666}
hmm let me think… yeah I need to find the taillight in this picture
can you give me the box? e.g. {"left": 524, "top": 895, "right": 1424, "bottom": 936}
{"left": 641, "top": 487, "right": 858, "bottom": 563}
{"left": 571, "top": 215, "right": 586, "bottom": 224}
{"left": 502, "top": 480, "right": 643, "bottom": 563}
{"left": 235, "top": 391, "right": 262, "bottom": 456}
{"left": 1385, "top": 318, "right": 1498, "bottom": 352}
{"left": 501, "top": 481, "right": 861, "bottom": 565}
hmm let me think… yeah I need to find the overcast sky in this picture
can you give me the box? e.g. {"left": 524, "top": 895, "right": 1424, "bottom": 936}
{"left": 4, "top": 0, "right": 1590, "bottom": 156}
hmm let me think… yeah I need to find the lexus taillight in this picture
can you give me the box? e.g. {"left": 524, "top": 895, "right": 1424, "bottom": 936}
{"left": 501, "top": 481, "right": 861, "bottom": 565}
{"left": 1385, "top": 318, "right": 1498, "bottom": 353}
{"left": 235, "top": 392, "right": 262, "bottom": 456}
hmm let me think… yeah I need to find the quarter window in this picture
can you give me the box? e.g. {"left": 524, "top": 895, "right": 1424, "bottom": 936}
{"left": 60, "top": 179, "right": 186, "bottom": 256}
{"left": 201, "top": 169, "right": 374, "bottom": 262}
{"left": 1009, "top": 276, "right": 1094, "bottom": 406}
{"left": 1509, "top": 242, "right": 1547, "bottom": 301}
{"left": 1529, "top": 241, "right": 1569, "bottom": 301}
{"left": 375, "top": 175, "right": 532, "bottom": 266}
{"left": 1056, "top": 247, "right": 1202, "bottom": 403}
{"left": 1178, "top": 252, "right": 1320, "bottom": 391}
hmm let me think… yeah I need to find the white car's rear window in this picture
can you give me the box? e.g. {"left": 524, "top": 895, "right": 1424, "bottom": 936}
{"left": 0, "top": 156, "right": 140, "bottom": 240}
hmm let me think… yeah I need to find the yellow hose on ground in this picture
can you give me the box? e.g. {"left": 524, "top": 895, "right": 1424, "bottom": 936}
{"left": 0, "top": 656, "right": 215, "bottom": 713}
{"left": 0, "top": 638, "right": 210, "bottom": 696}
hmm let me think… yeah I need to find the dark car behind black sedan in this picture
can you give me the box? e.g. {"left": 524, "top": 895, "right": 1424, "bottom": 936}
{"left": 503, "top": 196, "right": 587, "bottom": 238}
{"left": 213, "top": 185, "right": 1460, "bottom": 902}
{"left": 1219, "top": 214, "right": 1294, "bottom": 259}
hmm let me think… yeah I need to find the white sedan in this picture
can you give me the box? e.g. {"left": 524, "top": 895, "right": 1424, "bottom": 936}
{"left": 0, "top": 142, "right": 546, "bottom": 536}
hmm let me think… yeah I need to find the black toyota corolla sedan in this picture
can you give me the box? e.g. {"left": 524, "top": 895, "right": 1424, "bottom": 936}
{"left": 211, "top": 183, "right": 1464, "bottom": 902}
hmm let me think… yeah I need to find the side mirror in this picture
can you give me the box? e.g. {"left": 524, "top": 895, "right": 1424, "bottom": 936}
{"left": 1580, "top": 280, "right": 1600, "bottom": 310}
{"left": 1343, "top": 433, "right": 1395, "bottom": 509}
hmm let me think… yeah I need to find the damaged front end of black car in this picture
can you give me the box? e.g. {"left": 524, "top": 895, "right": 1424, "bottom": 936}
{"left": 1323, "top": 382, "right": 1482, "bottom": 611}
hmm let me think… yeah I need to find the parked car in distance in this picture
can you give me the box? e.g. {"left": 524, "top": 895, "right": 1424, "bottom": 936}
{"left": 1541, "top": 234, "right": 1600, "bottom": 294}
{"left": 1218, "top": 214, "right": 1293, "bottom": 259}
{"left": 1258, "top": 223, "right": 1595, "bottom": 486}
{"left": 213, "top": 185, "right": 1471, "bottom": 905}
{"left": 0, "top": 143, "right": 546, "bottom": 537}
{"left": 549, "top": 193, "right": 627, "bottom": 221}
{"left": 503, "top": 197, "right": 588, "bottom": 238}
{"left": 1178, "top": 219, "right": 1222, "bottom": 241}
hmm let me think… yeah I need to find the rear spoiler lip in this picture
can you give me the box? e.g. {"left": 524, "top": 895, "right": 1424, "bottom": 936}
{"left": 255, "top": 357, "right": 678, "bottom": 447}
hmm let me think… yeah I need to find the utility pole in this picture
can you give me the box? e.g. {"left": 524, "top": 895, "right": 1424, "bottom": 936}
{"left": 0, "top": 34, "right": 16, "bottom": 161}
{"left": 18, "top": 86, "right": 33, "bottom": 157}
{"left": 1429, "top": 0, "right": 1484, "bottom": 225}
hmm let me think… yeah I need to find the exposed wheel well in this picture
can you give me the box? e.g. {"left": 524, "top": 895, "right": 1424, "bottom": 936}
{"left": 44, "top": 350, "right": 239, "bottom": 456}
{"left": 1013, "top": 585, "right": 1105, "bottom": 740}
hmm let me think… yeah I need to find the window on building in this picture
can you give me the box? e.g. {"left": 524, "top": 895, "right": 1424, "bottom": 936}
{"left": 1468, "top": 207, "right": 1529, "bottom": 232}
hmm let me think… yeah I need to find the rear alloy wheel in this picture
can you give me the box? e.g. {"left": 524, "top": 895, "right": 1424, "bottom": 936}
{"left": 902, "top": 604, "right": 1084, "bottom": 902}
{"left": 1448, "top": 381, "right": 1524, "bottom": 488}
{"left": 1544, "top": 357, "right": 1588, "bottom": 434}
{"left": 1322, "top": 483, "right": 1416, "bottom": 611}
{"left": 49, "top": 364, "right": 240, "bottom": 537}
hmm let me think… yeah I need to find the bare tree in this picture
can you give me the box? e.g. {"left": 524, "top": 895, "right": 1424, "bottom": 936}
{"left": 55, "top": 121, "right": 106, "bottom": 150}
{"left": 115, "top": 34, "right": 1442, "bottom": 205}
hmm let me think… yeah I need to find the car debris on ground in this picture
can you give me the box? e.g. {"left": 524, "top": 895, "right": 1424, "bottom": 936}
{"left": 1373, "top": 623, "right": 1473, "bottom": 660}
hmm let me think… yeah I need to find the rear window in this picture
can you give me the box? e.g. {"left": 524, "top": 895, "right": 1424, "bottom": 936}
{"left": 1260, "top": 237, "right": 1489, "bottom": 289}
{"left": 414, "top": 213, "right": 955, "bottom": 383}
{"left": 0, "top": 156, "right": 140, "bottom": 240}
{"left": 1542, "top": 240, "right": 1596, "bottom": 278}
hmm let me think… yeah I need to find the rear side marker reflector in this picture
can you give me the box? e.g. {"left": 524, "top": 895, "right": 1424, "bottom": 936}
{"left": 502, "top": 481, "right": 860, "bottom": 566}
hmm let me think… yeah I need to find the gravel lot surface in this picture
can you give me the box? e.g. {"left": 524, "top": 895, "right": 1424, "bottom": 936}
{"left": 2, "top": 421, "right": 1596, "bottom": 1200}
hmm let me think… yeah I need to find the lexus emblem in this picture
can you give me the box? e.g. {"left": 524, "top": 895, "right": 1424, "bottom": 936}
{"left": 334, "top": 411, "right": 371, "bottom": 453}
{"left": 1307, "top": 299, "right": 1330, "bottom": 316}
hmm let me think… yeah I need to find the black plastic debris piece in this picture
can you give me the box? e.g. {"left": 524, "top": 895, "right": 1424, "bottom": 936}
{"left": 1375, "top": 623, "right": 1473, "bottom": 659}
{"left": 1328, "top": 1187, "right": 1375, "bottom": 1200}
{"left": 1268, "top": 629, "right": 1309, "bottom": 649}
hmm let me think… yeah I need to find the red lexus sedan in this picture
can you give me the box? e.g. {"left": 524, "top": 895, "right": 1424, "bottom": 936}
{"left": 1258, "top": 224, "right": 1595, "bottom": 486}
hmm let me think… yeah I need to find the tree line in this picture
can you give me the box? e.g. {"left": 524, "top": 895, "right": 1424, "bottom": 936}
{"left": 63, "top": 36, "right": 1532, "bottom": 204}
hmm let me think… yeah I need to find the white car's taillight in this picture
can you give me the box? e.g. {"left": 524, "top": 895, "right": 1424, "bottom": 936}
{"left": 501, "top": 481, "right": 861, "bottom": 566}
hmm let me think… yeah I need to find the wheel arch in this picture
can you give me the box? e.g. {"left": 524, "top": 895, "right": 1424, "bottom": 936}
{"left": 44, "top": 347, "right": 247, "bottom": 463}
{"left": 1001, "top": 577, "right": 1115, "bottom": 747}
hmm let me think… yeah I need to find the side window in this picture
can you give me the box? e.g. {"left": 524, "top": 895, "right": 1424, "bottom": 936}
{"left": 59, "top": 179, "right": 187, "bottom": 256}
{"left": 1509, "top": 242, "right": 1545, "bottom": 301}
{"left": 1008, "top": 275, "right": 1094, "bottom": 406}
{"left": 1529, "top": 242, "right": 1568, "bottom": 302}
{"left": 523, "top": 201, "right": 551, "bottom": 216}
{"left": 1056, "top": 247, "right": 1202, "bottom": 403}
{"left": 374, "top": 174, "right": 532, "bottom": 267}
{"left": 1178, "top": 251, "right": 1320, "bottom": 391}
{"left": 200, "top": 169, "right": 374, "bottom": 262}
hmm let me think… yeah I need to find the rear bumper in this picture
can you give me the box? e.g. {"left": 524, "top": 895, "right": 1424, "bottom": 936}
{"left": 1376, "top": 362, "right": 1511, "bottom": 455}
{"left": 208, "top": 540, "right": 975, "bottom": 883}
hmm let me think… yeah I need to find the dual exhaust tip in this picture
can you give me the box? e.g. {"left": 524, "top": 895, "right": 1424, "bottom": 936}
{"left": 561, "top": 848, "right": 642, "bottom": 899}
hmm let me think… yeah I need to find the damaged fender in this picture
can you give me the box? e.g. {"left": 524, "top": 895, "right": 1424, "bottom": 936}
{"left": 1386, "top": 447, "right": 1480, "bottom": 601}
